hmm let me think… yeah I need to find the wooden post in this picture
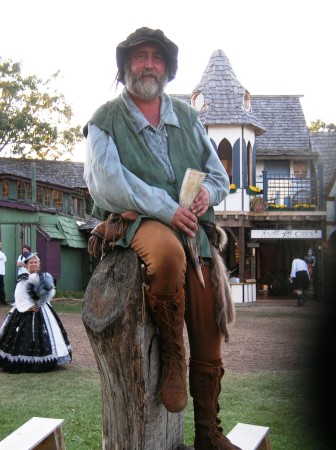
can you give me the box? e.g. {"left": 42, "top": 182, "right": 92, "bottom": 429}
{"left": 82, "top": 248, "right": 184, "bottom": 450}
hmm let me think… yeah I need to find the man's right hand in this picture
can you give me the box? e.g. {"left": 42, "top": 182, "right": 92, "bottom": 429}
{"left": 171, "top": 207, "right": 198, "bottom": 237}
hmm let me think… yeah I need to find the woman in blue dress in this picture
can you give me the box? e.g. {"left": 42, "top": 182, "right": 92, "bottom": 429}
{"left": 0, "top": 252, "right": 72, "bottom": 373}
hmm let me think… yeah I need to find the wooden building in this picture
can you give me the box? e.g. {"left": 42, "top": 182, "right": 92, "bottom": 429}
{"left": 175, "top": 49, "right": 331, "bottom": 302}
{"left": 0, "top": 158, "right": 91, "bottom": 300}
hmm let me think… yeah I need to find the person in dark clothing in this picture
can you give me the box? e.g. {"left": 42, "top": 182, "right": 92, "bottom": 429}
{"left": 289, "top": 254, "right": 310, "bottom": 306}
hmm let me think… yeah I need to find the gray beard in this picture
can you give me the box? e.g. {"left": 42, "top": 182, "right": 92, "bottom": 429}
{"left": 124, "top": 68, "right": 168, "bottom": 101}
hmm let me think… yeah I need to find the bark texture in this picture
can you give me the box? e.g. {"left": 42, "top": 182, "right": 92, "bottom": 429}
{"left": 82, "top": 248, "right": 184, "bottom": 450}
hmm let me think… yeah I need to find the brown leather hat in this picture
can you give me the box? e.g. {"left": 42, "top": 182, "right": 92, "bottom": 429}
{"left": 116, "top": 27, "right": 178, "bottom": 84}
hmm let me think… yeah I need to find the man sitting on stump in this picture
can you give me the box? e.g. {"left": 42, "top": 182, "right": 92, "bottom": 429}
{"left": 83, "top": 27, "right": 240, "bottom": 450}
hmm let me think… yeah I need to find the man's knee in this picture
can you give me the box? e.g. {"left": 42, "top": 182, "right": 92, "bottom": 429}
{"left": 148, "top": 244, "right": 186, "bottom": 293}
{"left": 132, "top": 220, "right": 186, "bottom": 293}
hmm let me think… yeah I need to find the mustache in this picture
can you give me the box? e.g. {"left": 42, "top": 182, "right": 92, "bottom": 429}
{"left": 137, "top": 68, "right": 159, "bottom": 81}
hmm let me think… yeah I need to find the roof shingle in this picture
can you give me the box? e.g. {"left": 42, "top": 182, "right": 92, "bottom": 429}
{"left": 251, "top": 95, "right": 312, "bottom": 157}
{"left": 0, "top": 158, "right": 86, "bottom": 190}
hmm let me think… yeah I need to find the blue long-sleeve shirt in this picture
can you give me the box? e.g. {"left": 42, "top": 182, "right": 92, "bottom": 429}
{"left": 84, "top": 89, "right": 229, "bottom": 226}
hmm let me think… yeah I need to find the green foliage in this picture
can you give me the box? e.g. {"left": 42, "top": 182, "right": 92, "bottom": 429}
{"left": 308, "top": 119, "right": 336, "bottom": 132}
{"left": 0, "top": 58, "right": 83, "bottom": 159}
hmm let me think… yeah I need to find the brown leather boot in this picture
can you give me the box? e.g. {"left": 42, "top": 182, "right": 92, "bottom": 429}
{"left": 147, "top": 289, "right": 187, "bottom": 413}
{"left": 189, "top": 358, "right": 242, "bottom": 450}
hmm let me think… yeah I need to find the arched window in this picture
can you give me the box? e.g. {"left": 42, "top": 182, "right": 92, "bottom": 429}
{"left": 218, "top": 138, "right": 233, "bottom": 182}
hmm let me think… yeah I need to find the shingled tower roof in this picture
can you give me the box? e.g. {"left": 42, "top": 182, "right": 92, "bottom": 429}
{"left": 192, "top": 49, "right": 265, "bottom": 135}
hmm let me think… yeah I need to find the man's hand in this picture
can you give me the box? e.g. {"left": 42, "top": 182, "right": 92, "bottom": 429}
{"left": 171, "top": 207, "right": 198, "bottom": 237}
{"left": 190, "top": 186, "right": 210, "bottom": 217}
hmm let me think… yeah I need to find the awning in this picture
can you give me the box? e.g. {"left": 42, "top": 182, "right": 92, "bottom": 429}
{"left": 38, "top": 216, "right": 87, "bottom": 248}
{"left": 38, "top": 224, "right": 66, "bottom": 240}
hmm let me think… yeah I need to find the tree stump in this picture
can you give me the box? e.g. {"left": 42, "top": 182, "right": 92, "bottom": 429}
{"left": 82, "top": 248, "right": 184, "bottom": 450}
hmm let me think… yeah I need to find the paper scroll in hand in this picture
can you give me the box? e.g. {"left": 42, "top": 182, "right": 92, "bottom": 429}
{"left": 179, "top": 168, "right": 206, "bottom": 289}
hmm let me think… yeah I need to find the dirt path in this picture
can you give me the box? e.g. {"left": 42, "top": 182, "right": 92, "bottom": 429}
{"left": 1, "top": 299, "right": 322, "bottom": 373}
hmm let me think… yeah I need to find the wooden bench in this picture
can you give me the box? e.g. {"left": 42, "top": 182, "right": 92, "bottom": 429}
{"left": 0, "top": 417, "right": 65, "bottom": 450}
{"left": 227, "top": 422, "right": 272, "bottom": 450}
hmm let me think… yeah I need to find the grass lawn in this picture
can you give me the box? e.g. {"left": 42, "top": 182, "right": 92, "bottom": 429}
{"left": 0, "top": 368, "right": 324, "bottom": 450}
{"left": 0, "top": 300, "right": 331, "bottom": 449}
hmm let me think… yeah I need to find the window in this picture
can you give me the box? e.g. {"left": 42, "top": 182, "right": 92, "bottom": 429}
{"left": 2, "top": 180, "right": 9, "bottom": 198}
{"left": 45, "top": 189, "right": 52, "bottom": 207}
{"left": 72, "top": 197, "right": 85, "bottom": 217}
{"left": 37, "top": 187, "right": 43, "bottom": 206}
{"left": 27, "top": 183, "right": 32, "bottom": 201}
{"left": 218, "top": 138, "right": 233, "bottom": 182}
{"left": 52, "top": 190, "right": 63, "bottom": 209}
{"left": 17, "top": 181, "right": 26, "bottom": 200}
{"left": 191, "top": 92, "right": 206, "bottom": 111}
{"left": 293, "top": 161, "right": 308, "bottom": 178}
{"left": 243, "top": 91, "right": 251, "bottom": 112}
{"left": 17, "top": 181, "right": 32, "bottom": 201}
{"left": 247, "top": 142, "right": 253, "bottom": 185}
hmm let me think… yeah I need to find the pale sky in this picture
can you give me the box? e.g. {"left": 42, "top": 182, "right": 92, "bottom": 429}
{"left": 1, "top": 0, "right": 335, "bottom": 161}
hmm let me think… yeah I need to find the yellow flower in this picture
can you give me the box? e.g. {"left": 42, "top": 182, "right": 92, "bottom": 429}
{"left": 267, "top": 203, "right": 287, "bottom": 209}
{"left": 230, "top": 183, "right": 236, "bottom": 190}
{"left": 293, "top": 203, "right": 316, "bottom": 209}
{"left": 248, "top": 185, "right": 261, "bottom": 193}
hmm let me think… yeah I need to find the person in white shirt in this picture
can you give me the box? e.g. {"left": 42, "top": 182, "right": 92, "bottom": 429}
{"left": 17, "top": 245, "right": 31, "bottom": 277}
{"left": 0, "top": 242, "right": 8, "bottom": 305}
{"left": 289, "top": 254, "right": 310, "bottom": 306}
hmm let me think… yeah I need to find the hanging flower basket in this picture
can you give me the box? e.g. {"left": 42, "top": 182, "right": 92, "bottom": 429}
{"left": 229, "top": 183, "right": 237, "bottom": 193}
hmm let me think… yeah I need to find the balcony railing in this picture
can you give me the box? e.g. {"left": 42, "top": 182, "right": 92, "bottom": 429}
{"left": 214, "top": 166, "right": 324, "bottom": 214}
{"left": 262, "top": 168, "right": 323, "bottom": 211}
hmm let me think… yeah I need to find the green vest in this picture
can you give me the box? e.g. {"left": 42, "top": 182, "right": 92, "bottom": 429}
{"left": 88, "top": 96, "right": 214, "bottom": 258}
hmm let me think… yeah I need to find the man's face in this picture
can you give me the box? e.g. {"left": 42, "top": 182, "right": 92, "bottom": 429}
{"left": 124, "top": 43, "right": 168, "bottom": 100}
